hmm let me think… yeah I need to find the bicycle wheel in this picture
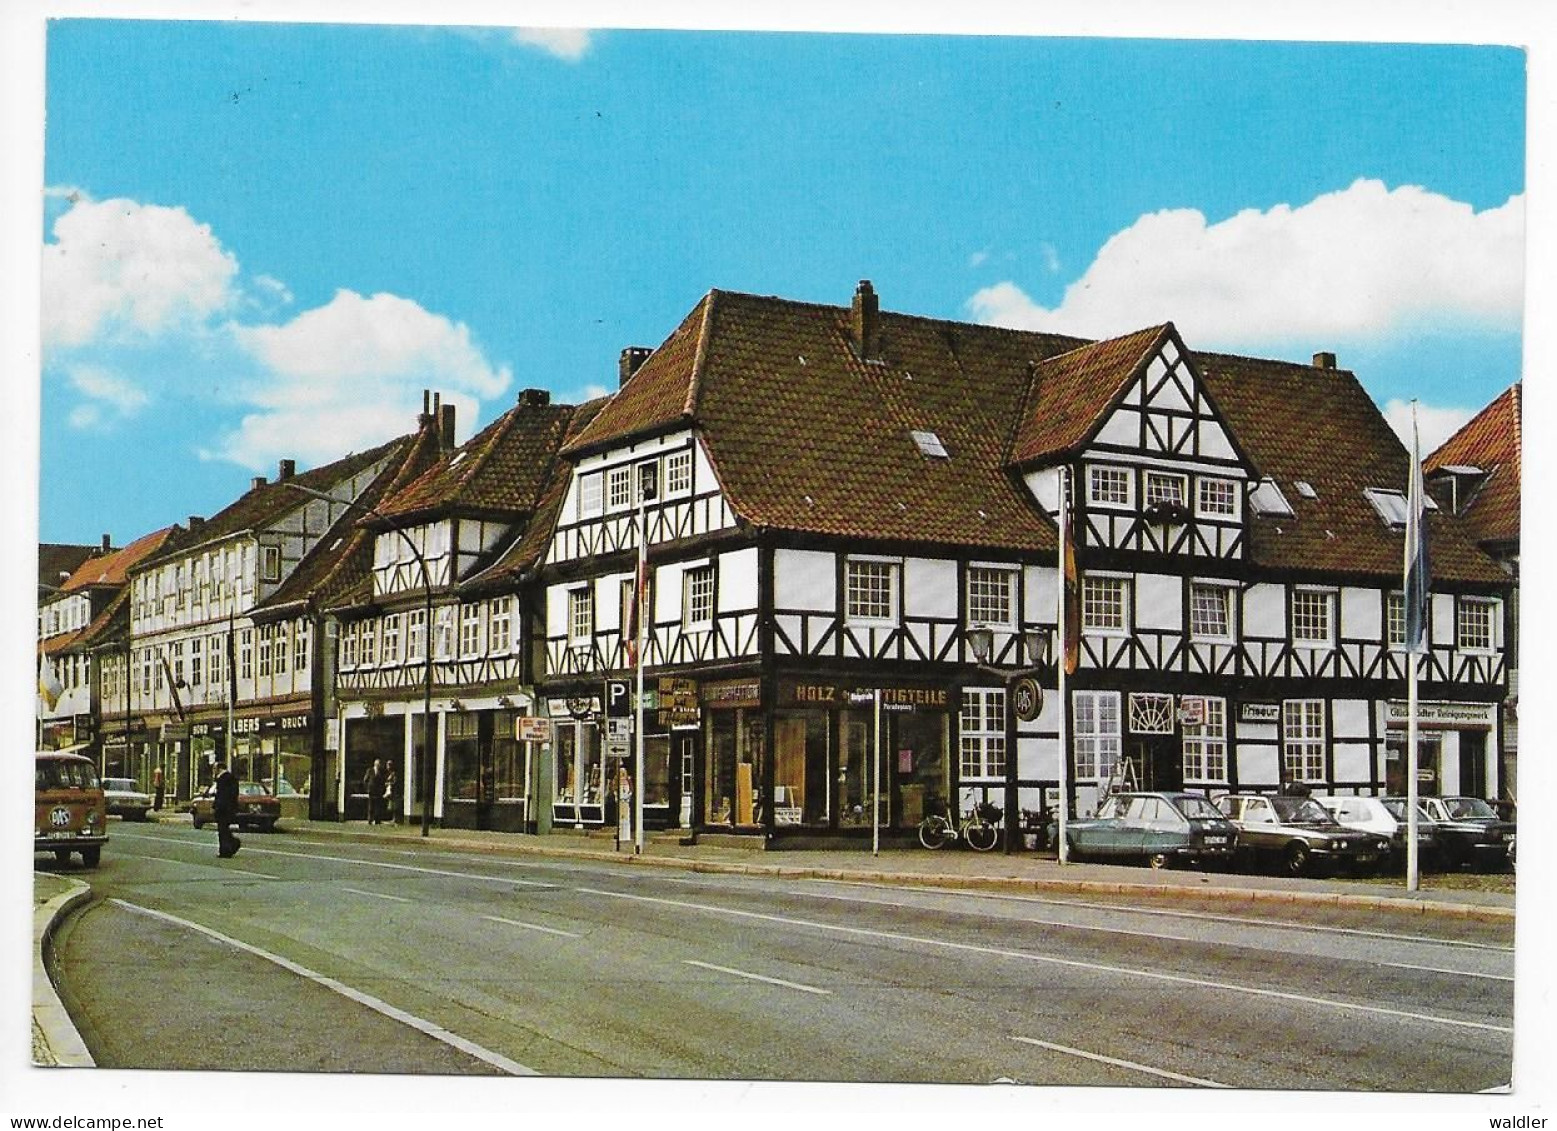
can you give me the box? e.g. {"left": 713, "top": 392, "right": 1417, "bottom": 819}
{"left": 964, "top": 819, "right": 999, "bottom": 852}
{"left": 918, "top": 816, "right": 950, "bottom": 850}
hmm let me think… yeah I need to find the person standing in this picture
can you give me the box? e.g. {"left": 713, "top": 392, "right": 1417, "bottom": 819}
{"left": 213, "top": 763, "right": 241, "bottom": 858}
{"left": 383, "top": 766, "right": 398, "bottom": 825}
{"left": 152, "top": 766, "right": 165, "bottom": 812}
{"left": 366, "top": 759, "right": 385, "bottom": 825}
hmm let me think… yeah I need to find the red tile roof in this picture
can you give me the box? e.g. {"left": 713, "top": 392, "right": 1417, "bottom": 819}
{"left": 1426, "top": 383, "right": 1520, "bottom": 551}
{"left": 60, "top": 526, "right": 180, "bottom": 591}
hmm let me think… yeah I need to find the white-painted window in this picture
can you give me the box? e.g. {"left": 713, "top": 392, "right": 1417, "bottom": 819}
{"left": 1182, "top": 697, "right": 1227, "bottom": 781}
{"left": 460, "top": 603, "right": 482, "bottom": 657}
{"left": 1087, "top": 465, "right": 1132, "bottom": 509}
{"left": 579, "top": 473, "right": 603, "bottom": 517}
{"left": 240, "top": 629, "right": 253, "bottom": 679}
{"left": 684, "top": 565, "right": 715, "bottom": 629}
{"left": 959, "top": 688, "right": 1006, "bottom": 780}
{"left": 966, "top": 567, "right": 1016, "bottom": 628}
{"left": 1386, "top": 592, "right": 1406, "bottom": 649}
{"left": 607, "top": 465, "right": 633, "bottom": 511}
{"left": 665, "top": 450, "right": 693, "bottom": 496}
{"left": 569, "top": 586, "right": 595, "bottom": 646}
{"left": 360, "top": 620, "right": 378, "bottom": 666}
{"left": 845, "top": 559, "right": 899, "bottom": 624}
{"left": 1081, "top": 576, "right": 1130, "bottom": 634}
{"left": 274, "top": 622, "right": 289, "bottom": 675}
{"left": 407, "top": 609, "right": 427, "bottom": 662}
{"left": 261, "top": 545, "right": 281, "bottom": 582}
{"left": 1196, "top": 477, "right": 1239, "bottom": 518}
{"left": 382, "top": 614, "right": 402, "bottom": 664}
{"left": 1457, "top": 598, "right": 1496, "bottom": 653}
{"left": 294, "top": 621, "right": 309, "bottom": 672}
{"left": 489, "top": 598, "right": 512, "bottom": 654}
{"left": 1291, "top": 589, "right": 1334, "bottom": 646}
{"left": 1282, "top": 699, "right": 1326, "bottom": 782}
{"left": 1189, "top": 583, "right": 1234, "bottom": 641}
{"left": 1073, "top": 691, "right": 1121, "bottom": 779}
{"left": 1144, "top": 471, "right": 1187, "bottom": 508}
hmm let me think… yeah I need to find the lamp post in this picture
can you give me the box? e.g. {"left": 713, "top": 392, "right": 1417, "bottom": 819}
{"left": 283, "top": 482, "right": 436, "bottom": 838}
{"left": 967, "top": 627, "right": 1048, "bottom": 856}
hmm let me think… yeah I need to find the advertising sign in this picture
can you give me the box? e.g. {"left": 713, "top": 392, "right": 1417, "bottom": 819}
{"left": 517, "top": 717, "right": 552, "bottom": 743}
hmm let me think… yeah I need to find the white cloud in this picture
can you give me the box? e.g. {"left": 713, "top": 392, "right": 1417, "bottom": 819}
{"left": 67, "top": 404, "right": 104, "bottom": 431}
{"left": 1040, "top": 242, "right": 1062, "bottom": 275}
{"left": 1382, "top": 399, "right": 1476, "bottom": 457}
{"left": 968, "top": 250, "right": 990, "bottom": 269}
{"left": 67, "top": 364, "right": 148, "bottom": 417}
{"left": 42, "top": 194, "right": 239, "bottom": 350}
{"left": 967, "top": 179, "right": 1525, "bottom": 349}
{"left": 511, "top": 27, "right": 593, "bottom": 61}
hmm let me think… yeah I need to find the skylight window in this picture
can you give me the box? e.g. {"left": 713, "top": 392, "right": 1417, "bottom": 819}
{"left": 448, "top": 451, "right": 468, "bottom": 468}
{"left": 1363, "top": 487, "right": 1439, "bottom": 529}
{"left": 1249, "top": 478, "right": 1295, "bottom": 519}
{"left": 1294, "top": 480, "right": 1318, "bottom": 500}
{"left": 912, "top": 430, "right": 950, "bottom": 460}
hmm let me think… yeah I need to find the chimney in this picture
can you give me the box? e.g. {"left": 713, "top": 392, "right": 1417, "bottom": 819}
{"left": 251, "top": 476, "right": 267, "bottom": 491}
{"left": 188, "top": 515, "right": 205, "bottom": 530}
{"left": 277, "top": 458, "right": 296, "bottom": 481}
{"left": 1312, "top": 351, "right": 1337, "bottom": 370}
{"left": 100, "top": 534, "right": 111, "bottom": 554}
{"left": 619, "top": 347, "right": 652, "bottom": 387}
{"left": 419, "top": 389, "right": 433, "bottom": 428}
{"left": 851, "top": 279, "right": 880, "bottom": 360}
{"left": 440, "top": 401, "right": 457, "bottom": 452}
{"left": 518, "top": 387, "right": 551, "bottom": 408}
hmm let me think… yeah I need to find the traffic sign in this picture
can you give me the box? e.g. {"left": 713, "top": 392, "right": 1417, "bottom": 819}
{"left": 603, "top": 678, "right": 633, "bottom": 719}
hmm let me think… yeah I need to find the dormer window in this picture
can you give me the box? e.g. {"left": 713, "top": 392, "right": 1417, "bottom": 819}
{"left": 1363, "top": 487, "right": 1438, "bottom": 529}
{"left": 1294, "top": 480, "right": 1318, "bottom": 500}
{"left": 1249, "top": 478, "right": 1295, "bottom": 518}
{"left": 911, "top": 430, "right": 949, "bottom": 460}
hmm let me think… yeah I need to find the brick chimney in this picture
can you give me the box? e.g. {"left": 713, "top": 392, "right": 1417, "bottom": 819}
{"left": 619, "top": 347, "right": 652, "bottom": 387}
{"left": 851, "top": 279, "right": 881, "bottom": 360}
{"left": 277, "top": 458, "right": 296, "bottom": 481}
{"left": 100, "top": 534, "right": 111, "bottom": 554}
{"left": 251, "top": 476, "right": 267, "bottom": 491}
{"left": 440, "top": 401, "right": 456, "bottom": 451}
{"left": 1312, "top": 351, "right": 1337, "bottom": 370}
{"left": 518, "top": 388, "right": 551, "bottom": 408}
{"left": 188, "top": 515, "right": 205, "bottom": 531}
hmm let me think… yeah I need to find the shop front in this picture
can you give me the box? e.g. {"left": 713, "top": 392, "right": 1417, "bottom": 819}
{"left": 1383, "top": 700, "right": 1499, "bottom": 798}
{"left": 549, "top": 696, "right": 605, "bottom": 828}
{"left": 441, "top": 707, "right": 538, "bottom": 833}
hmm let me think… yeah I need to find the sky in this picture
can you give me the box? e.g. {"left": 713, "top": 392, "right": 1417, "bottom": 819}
{"left": 27, "top": 15, "right": 1529, "bottom": 547}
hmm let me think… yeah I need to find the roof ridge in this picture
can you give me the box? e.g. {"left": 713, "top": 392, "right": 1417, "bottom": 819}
{"left": 682, "top": 290, "right": 720, "bottom": 418}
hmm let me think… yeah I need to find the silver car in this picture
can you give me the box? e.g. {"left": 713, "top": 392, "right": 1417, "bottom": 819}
{"left": 1314, "top": 794, "right": 1440, "bottom": 870}
{"left": 101, "top": 776, "right": 154, "bottom": 821}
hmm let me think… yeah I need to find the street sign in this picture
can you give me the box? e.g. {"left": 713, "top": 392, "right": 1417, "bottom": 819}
{"left": 1179, "top": 696, "right": 1206, "bottom": 727}
{"left": 1012, "top": 677, "right": 1043, "bottom": 722}
{"left": 517, "top": 717, "right": 552, "bottom": 743}
{"left": 606, "top": 717, "right": 633, "bottom": 739}
{"left": 603, "top": 678, "right": 633, "bottom": 719}
{"left": 605, "top": 740, "right": 631, "bottom": 760}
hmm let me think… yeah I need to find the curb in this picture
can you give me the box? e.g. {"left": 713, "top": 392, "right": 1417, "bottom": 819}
{"left": 32, "top": 878, "right": 95, "bottom": 1068}
{"left": 286, "top": 825, "right": 1516, "bottom": 924}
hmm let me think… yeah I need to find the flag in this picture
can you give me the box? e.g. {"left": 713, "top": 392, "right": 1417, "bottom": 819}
{"left": 158, "top": 650, "right": 187, "bottom": 722}
{"left": 38, "top": 655, "right": 64, "bottom": 710}
{"left": 1403, "top": 410, "right": 1432, "bottom": 654}
{"left": 1061, "top": 467, "right": 1081, "bottom": 675}
{"left": 624, "top": 557, "right": 649, "bottom": 668}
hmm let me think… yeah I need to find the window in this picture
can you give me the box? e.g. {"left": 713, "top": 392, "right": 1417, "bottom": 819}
{"left": 171, "top": 641, "right": 185, "bottom": 685}
{"left": 1196, "top": 477, "right": 1239, "bottom": 518}
{"left": 382, "top": 614, "right": 402, "bottom": 664}
{"left": 1294, "top": 480, "right": 1318, "bottom": 500}
{"left": 1081, "top": 576, "right": 1130, "bottom": 633}
{"left": 845, "top": 559, "right": 898, "bottom": 623}
{"left": 1386, "top": 592, "right": 1406, "bottom": 649}
{"left": 274, "top": 623, "right": 289, "bottom": 675}
{"left": 1457, "top": 598, "right": 1496, "bottom": 652}
{"left": 684, "top": 565, "right": 715, "bottom": 629}
{"left": 1144, "top": 471, "right": 1187, "bottom": 508}
{"left": 1364, "top": 487, "right": 1438, "bottom": 529}
{"left": 1073, "top": 691, "right": 1121, "bottom": 779}
{"left": 1282, "top": 699, "right": 1326, "bottom": 782}
{"left": 210, "top": 634, "right": 225, "bottom": 688}
{"left": 489, "top": 598, "right": 511, "bottom": 654}
{"left": 911, "top": 429, "right": 950, "bottom": 459}
{"left": 607, "top": 465, "right": 633, "bottom": 511}
{"left": 569, "top": 586, "right": 595, "bottom": 646}
{"left": 1182, "top": 697, "right": 1227, "bottom": 781}
{"left": 257, "top": 625, "right": 274, "bottom": 677}
{"left": 959, "top": 689, "right": 1007, "bottom": 780}
{"left": 1088, "top": 465, "right": 1132, "bottom": 508}
{"left": 360, "top": 619, "right": 378, "bottom": 666}
{"left": 1291, "top": 589, "right": 1334, "bottom": 645}
{"left": 459, "top": 604, "right": 482, "bottom": 657}
{"left": 407, "top": 609, "right": 427, "bottom": 662}
{"left": 294, "top": 622, "right": 309, "bottom": 672}
{"left": 261, "top": 545, "right": 281, "bottom": 582}
{"left": 578, "top": 473, "right": 603, "bottom": 516}
{"left": 141, "top": 649, "right": 153, "bottom": 695}
{"left": 240, "top": 629, "right": 253, "bottom": 680}
{"left": 1189, "top": 583, "right": 1233, "bottom": 641}
{"left": 966, "top": 566, "right": 1016, "bottom": 628}
{"left": 1249, "top": 477, "right": 1295, "bottom": 518}
{"left": 665, "top": 449, "right": 693, "bottom": 495}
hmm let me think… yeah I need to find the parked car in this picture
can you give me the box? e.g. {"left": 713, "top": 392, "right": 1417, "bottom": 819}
{"left": 1399, "top": 795, "right": 1515, "bottom": 871}
{"left": 1214, "top": 793, "right": 1390, "bottom": 876}
{"left": 1065, "top": 791, "right": 1237, "bottom": 869}
{"left": 1313, "top": 794, "right": 1442, "bottom": 870}
{"left": 189, "top": 780, "right": 281, "bottom": 832}
{"left": 101, "top": 776, "right": 154, "bottom": 821}
{"left": 36, "top": 751, "right": 107, "bottom": 868}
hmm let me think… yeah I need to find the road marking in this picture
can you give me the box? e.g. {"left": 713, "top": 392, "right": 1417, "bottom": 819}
{"left": 110, "top": 899, "right": 535, "bottom": 1076}
{"left": 483, "top": 916, "right": 582, "bottom": 939}
{"left": 1379, "top": 961, "right": 1513, "bottom": 982}
{"left": 1010, "top": 1036, "right": 1230, "bottom": 1088}
{"left": 128, "top": 852, "right": 280, "bottom": 880}
{"left": 342, "top": 887, "right": 412, "bottom": 904}
{"left": 807, "top": 879, "right": 1515, "bottom": 953}
{"left": 575, "top": 887, "right": 1512, "bottom": 1035}
{"left": 683, "top": 959, "right": 831, "bottom": 996}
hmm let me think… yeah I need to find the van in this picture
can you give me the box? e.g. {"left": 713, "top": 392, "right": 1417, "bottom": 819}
{"left": 36, "top": 751, "right": 108, "bottom": 867}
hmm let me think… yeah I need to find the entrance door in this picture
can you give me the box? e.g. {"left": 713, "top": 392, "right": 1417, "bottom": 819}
{"left": 1131, "top": 736, "right": 1183, "bottom": 793}
{"left": 1459, "top": 731, "right": 1487, "bottom": 796}
{"left": 676, "top": 733, "right": 696, "bottom": 828}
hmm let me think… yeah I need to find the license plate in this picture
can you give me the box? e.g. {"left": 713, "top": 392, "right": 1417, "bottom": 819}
{"left": 1203, "top": 837, "right": 1227, "bottom": 846}
{"left": 1357, "top": 853, "right": 1376, "bottom": 863}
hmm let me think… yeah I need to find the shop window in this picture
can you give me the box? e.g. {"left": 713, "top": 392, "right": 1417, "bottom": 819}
{"left": 1182, "top": 697, "right": 1227, "bottom": 781}
{"left": 959, "top": 688, "right": 1006, "bottom": 781}
{"left": 773, "top": 712, "right": 831, "bottom": 827}
{"left": 493, "top": 712, "right": 526, "bottom": 803}
{"left": 1282, "top": 699, "right": 1326, "bottom": 782}
{"left": 1073, "top": 690, "right": 1121, "bottom": 779}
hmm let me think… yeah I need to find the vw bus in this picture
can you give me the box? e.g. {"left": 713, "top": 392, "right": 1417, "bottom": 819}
{"left": 36, "top": 751, "right": 107, "bottom": 867}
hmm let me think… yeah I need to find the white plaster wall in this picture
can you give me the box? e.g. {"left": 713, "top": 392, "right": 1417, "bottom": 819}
{"left": 1135, "top": 573, "right": 1181, "bottom": 631}
{"left": 1341, "top": 587, "right": 1381, "bottom": 641}
{"left": 1244, "top": 584, "right": 1286, "bottom": 638}
{"left": 1332, "top": 698, "right": 1371, "bottom": 741}
{"left": 774, "top": 549, "right": 835, "bottom": 611}
{"left": 718, "top": 547, "right": 760, "bottom": 613}
{"left": 905, "top": 557, "right": 957, "bottom": 620}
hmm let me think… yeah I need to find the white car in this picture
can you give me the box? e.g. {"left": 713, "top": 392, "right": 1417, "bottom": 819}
{"left": 1314, "top": 794, "right": 1440, "bottom": 868}
{"left": 101, "top": 776, "right": 154, "bottom": 821}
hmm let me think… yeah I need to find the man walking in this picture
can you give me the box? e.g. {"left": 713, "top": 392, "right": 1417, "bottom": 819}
{"left": 213, "top": 763, "right": 241, "bottom": 858}
{"left": 366, "top": 759, "right": 385, "bottom": 825}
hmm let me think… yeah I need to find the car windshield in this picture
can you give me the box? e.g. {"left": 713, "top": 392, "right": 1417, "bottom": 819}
{"left": 1176, "top": 795, "right": 1223, "bottom": 820}
{"left": 104, "top": 779, "right": 138, "bottom": 791}
{"left": 1444, "top": 797, "right": 1497, "bottom": 820}
{"left": 1270, "top": 797, "right": 1335, "bottom": 824}
{"left": 238, "top": 782, "right": 271, "bottom": 797}
{"left": 37, "top": 758, "right": 99, "bottom": 790}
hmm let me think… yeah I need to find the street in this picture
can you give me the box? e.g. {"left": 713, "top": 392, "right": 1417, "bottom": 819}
{"left": 45, "top": 823, "right": 1513, "bottom": 1089}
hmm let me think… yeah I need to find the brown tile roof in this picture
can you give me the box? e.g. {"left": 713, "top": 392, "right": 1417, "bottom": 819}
{"left": 38, "top": 543, "right": 97, "bottom": 593}
{"left": 1008, "top": 324, "right": 1171, "bottom": 466}
{"left": 60, "top": 526, "right": 180, "bottom": 591}
{"left": 1195, "top": 353, "right": 1504, "bottom": 584}
{"left": 1426, "top": 383, "right": 1520, "bottom": 551}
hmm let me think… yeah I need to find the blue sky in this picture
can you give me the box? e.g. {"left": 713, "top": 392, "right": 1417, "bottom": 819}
{"left": 31, "top": 19, "right": 1527, "bottom": 545}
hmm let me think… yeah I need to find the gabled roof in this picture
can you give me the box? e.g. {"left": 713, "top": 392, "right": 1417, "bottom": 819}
{"left": 39, "top": 543, "right": 98, "bottom": 594}
{"left": 58, "top": 526, "right": 180, "bottom": 592}
{"left": 1008, "top": 324, "right": 1172, "bottom": 466}
{"left": 1195, "top": 353, "right": 1503, "bottom": 583}
{"left": 1426, "top": 383, "right": 1520, "bottom": 552}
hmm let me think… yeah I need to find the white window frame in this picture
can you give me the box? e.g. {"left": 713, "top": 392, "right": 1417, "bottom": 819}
{"left": 382, "top": 614, "right": 402, "bottom": 665}
{"left": 1081, "top": 575, "right": 1130, "bottom": 635}
{"left": 459, "top": 603, "right": 482, "bottom": 657}
{"left": 294, "top": 621, "right": 309, "bottom": 672}
{"left": 1385, "top": 591, "right": 1406, "bottom": 650}
{"left": 664, "top": 449, "right": 693, "bottom": 496}
{"left": 1073, "top": 690, "right": 1122, "bottom": 780}
{"left": 1282, "top": 699, "right": 1326, "bottom": 783}
{"left": 1189, "top": 582, "right": 1235, "bottom": 642}
{"left": 607, "top": 465, "right": 633, "bottom": 512}
{"left": 683, "top": 565, "right": 715, "bottom": 630}
{"left": 489, "top": 597, "right": 512, "bottom": 654}
{"left": 958, "top": 688, "right": 1007, "bottom": 781}
{"left": 568, "top": 586, "right": 595, "bottom": 647}
{"left": 1195, "top": 477, "right": 1240, "bottom": 519}
{"left": 274, "top": 622, "right": 289, "bottom": 675}
{"left": 966, "top": 566, "right": 1017, "bottom": 629}
{"left": 1291, "top": 588, "right": 1335, "bottom": 647}
{"left": 578, "top": 473, "right": 604, "bottom": 517}
{"left": 360, "top": 619, "right": 378, "bottom": 666}
{"left": 1182, "top": 697, "right": 1228, "bottom": 782}
{"left": 845, "top": 558, "right": 900, "bottom": 625}
{"left": 1144, "top": 470, "right": 1188, "bottom": 508}
{"left": 1087, "top": 464, "right": 1133, "bottom": 510}
{"left": 240, "top": 629, "right": 253, "bottom": 679}
{"left": 1456, "top": 597, "right": 1497, "bottom": 654}
{"left": 407, "top": 609, "right": 427, "bottom": 662}
{"left": 256, "top": 626, "right": 272, "bottom": 678}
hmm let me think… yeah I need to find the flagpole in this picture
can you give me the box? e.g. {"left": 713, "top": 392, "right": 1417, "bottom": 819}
{"left": 1057, "top": 465, "right": 1071, "bottom": 865}
{"left": 1405, "top": 405, "right": 1425, "bottom": 893}
{"left": 634, "top": 476, "right": 648, "bottom": 856}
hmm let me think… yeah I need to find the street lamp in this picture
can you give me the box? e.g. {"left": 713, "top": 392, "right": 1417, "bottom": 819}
{"left": 283, "top": 482, "right": 436, "bottom": 838}
{"left": 966, "top": 627, "right": 1048, "bottom": 856}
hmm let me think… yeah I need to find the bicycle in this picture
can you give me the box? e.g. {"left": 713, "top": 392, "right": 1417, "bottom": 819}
{"left": 918, "top": 801, "right": 1002, "bottom": 852}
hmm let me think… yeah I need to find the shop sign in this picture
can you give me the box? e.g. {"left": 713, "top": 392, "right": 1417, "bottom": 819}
{"left": 781, "top": 679, "right": 950, "bottom": 713}
{"left": 657, "top": 677, "right": 701, "bottom": 728}
{"left": 190, "top": 722, "right": 226, "bottom": 738}
{"left": 73, "top": 714, "right": 96, "bottom": 740}
{"left": 1013, "top": 678, "right": 1043, "bottom": 722}
{"left": 325, "top": 719, "right": 340, "bottom": 752}
{"left": 517, "top": 717, "right": 552, "bottom": 743}
{"left": 701, "top": 679, "right": 762, "bottom": 710}
{"left": 1240, "top": 703, "right": 1281, "bottom": 724}
{"left": 1179, "top": 696, "right": 1206, "bottom": 727}
{"left": 1386, "top": 701, "right": 1495, "bottom": 728}
{"left": 260, "top": 713, "right": 311, "bottom": 733}
{"left": 160, "top": 724, "right": 190, "bottom": 741}
{"left": 551, "top": 696, "right": 600, "bottom": 720}
{"left": 232, "top": 717, "right": 261, "bottom": 735}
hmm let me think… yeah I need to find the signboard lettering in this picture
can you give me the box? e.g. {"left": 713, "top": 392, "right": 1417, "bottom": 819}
{"left": 1386, "top": 701, "right": 1495, "bottom": 728}
{"left": 701, "top": 679, "right": 762, "bottom": 709}
{"left": 603, "top": 679, "right": 633, "bottom": 720}
{"left": 517, "top": 717, "right": 552, "bottom": 743}
{"left": 657, "top": 677, "right": 700, "bottom": 728}
{"left": 1240, "top": 703, "right": 1281, "bottom": 724}
{"left": 780, "top": 679, "right": 949, "bottom": 712}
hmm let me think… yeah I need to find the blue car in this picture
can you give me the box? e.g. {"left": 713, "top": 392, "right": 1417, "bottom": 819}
{"left": 1065, "top": 791, "right": 1238, "bottom": 869}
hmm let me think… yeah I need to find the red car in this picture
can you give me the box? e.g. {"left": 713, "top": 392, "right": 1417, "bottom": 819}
{"left": 189, "top": 780, "right": 281, "bottom": 832}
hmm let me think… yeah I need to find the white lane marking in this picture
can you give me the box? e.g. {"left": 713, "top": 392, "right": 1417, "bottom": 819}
{"left": 1380, "top": 961, "right": 1513, "bottom": 982}
{"left": 129, "top": 852, "right": 280, "bottom": 880}
{"left": 806, "top": 879, "right": 1516, "bottom": 953}
{"left": 1010, "top": 1036, "right": 1230, "bottom": 1088}
{"left": 145, "top": 839, "right": 556, "bottom": 887}
{"left": 683, "top": 959, "right": 831, "bottom": 996}
{"left": 575, "top": 887, "right": 1512, "bottom": 1036}
{"left": 342, "top": 887, "right": 412, "bottom": 904}
{"left": 110, "top": 899, "right": 534, "bottom": 1076}
{"left": 483, "top": 916, "right": 582, "bottom": 939}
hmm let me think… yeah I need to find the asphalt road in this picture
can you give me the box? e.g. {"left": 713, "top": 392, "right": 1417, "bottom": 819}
{"left": 44, "top": 821, "right": 1515, "bottom": 1089}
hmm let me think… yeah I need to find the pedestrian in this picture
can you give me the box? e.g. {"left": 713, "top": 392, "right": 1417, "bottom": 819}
{"left": 213, "top": 763, "right": 241, "bottom": 858}
{"left": 383, "top": 766, "right": 398, "bottom": 824}
{"left": 366, "top": 759, "right": 385, "bottom": 825}
{"left": 152, "top": 766, "right": 165, "bottom": 812}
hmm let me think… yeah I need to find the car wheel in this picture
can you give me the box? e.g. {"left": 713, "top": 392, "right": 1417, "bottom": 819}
{"left": 191, "top": 815, "right": 204, "bottom": 829}
{"left": 1284, "top": 842, "right": 1311, "bottom": 876}
{"left": 1147, "top": 852, "right": 1171, "bottom": 870}
{"left": 81, "top": 847, "right": 101, "bottom": 868}
{"left": 262, "top": 820, "right": 277, "bottom": 834}
{"left": 54, "top": 849, "right": 70, "bottom": 863}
